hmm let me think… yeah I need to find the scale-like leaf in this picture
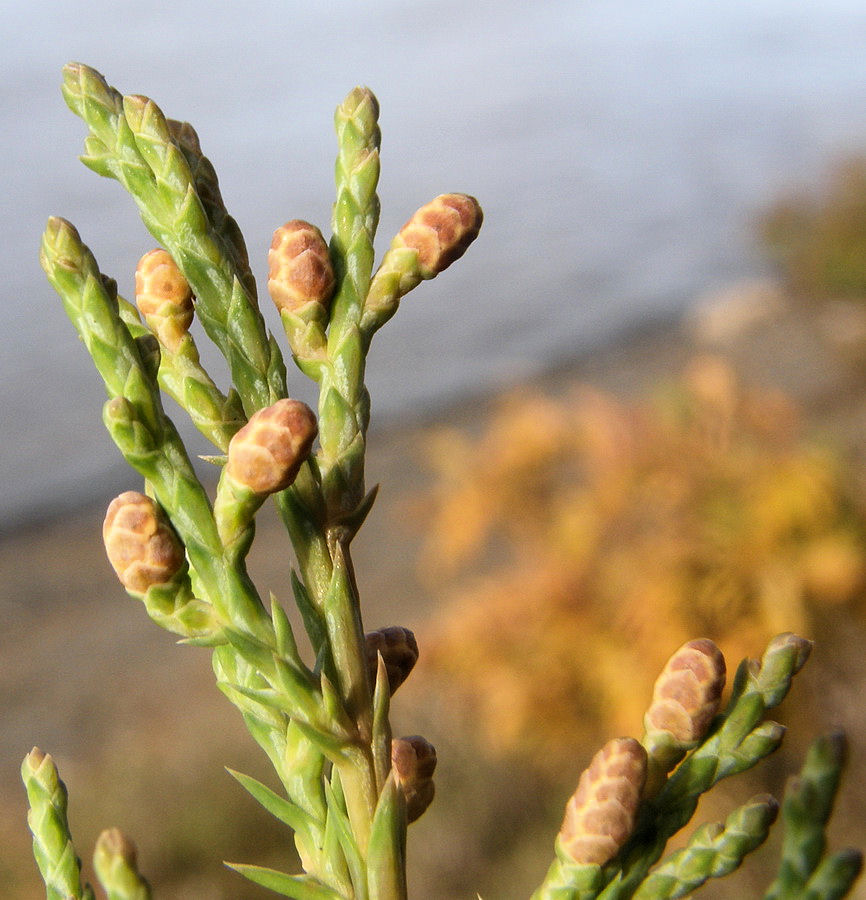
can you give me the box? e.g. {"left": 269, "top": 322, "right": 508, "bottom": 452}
{"left": 226, "top": 864, "right": 343, "bottom": 899}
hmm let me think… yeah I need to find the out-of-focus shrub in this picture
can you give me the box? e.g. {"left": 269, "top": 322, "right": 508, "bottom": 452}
{"left": 760, "top": 157, "right": 866, "bottom": 298}
{"left": 415, "top": 357, "right": 866, "bottom": 771}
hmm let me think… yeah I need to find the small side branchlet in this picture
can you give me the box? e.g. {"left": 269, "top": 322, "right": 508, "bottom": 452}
{"left": 765, "top": 731, "right": 863, "bottom": 898}
{"left": 102, "top": 491, "right": 224, "bottom": 640}
{"left": 268, "top": 220, "right": 335, "bottom": 377}
{"left": 21, "top": 748, "right": 94, "bottom": 900}
{"left": 215, "top": 398, "right": 318, "bottom": 551}
{"left": 632, "top": 794, "right": 780, "bottom": 898}
{"left": 362, "top": 193, "right": 483, "bottom": 335}
{"left": 93, "top": 828, "right": 152, "bottom": 900}
{"left": 393, "top": 192, "right": 484, "bottom": 279}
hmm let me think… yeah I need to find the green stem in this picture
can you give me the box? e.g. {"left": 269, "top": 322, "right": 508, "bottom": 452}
{"left": 61, "top": 62, "right": 286, "bottom": 414}
{"left": 116, "top": 295, "right": 245, "bottom": 452}
{"left": 21, "top": 749, "right": 95, "bottom": 900}
{"left": 42, "top": 216, "right": 271, "bottom": 644}
{"left": 325, "top": 540, "right": 379, "bottom": 854}
{"left": 317, "top": 86, "right": 380, "bottom": 523}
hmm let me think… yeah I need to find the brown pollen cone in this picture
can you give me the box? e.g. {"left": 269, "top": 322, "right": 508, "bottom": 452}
{"left": 392, "top": 735, "right": 437, "bottom": 823}
{"left": 103, "top": 491, "right": 185, "bottom": 593}
{"left": 365, "top": 626, "right": 419, "bottom": 694}
{"left": 268, "top": 220, "right": 335, "bottom": 314}
{"left": 644, "top": 639, "right": 726, "bottom": 743}
{"left": 395, "top": 193, "right": 483, "bottom": 278}
{"left": 559, "top": 737, "right": 647, "bottom": 866}
{"left": 226, "top": 399, "right": 318, "bottom": 495}
{"left": 134, "top": 249, "right": 194, "bottom": 350}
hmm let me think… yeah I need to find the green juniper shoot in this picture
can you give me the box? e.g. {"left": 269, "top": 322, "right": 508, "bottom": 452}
{"left": 26, "top": 63, "right": 862, "bottom": 899}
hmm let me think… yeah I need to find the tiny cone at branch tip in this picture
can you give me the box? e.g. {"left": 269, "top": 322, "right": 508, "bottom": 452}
{"left": 559, "top": 737, "right": 648, "bottom": 866}
{"left": 763, "top": 632, "right": 814, "bottom": 676}
{"left": 94, "top": 827, "right": 138, "bottom": 866}
{"left": 342, "top": 85, "right": 380, "bottom": 121}
{"left": 225, "top": 398, "right": 318, "bottom": 495}
{"left": 134, "top": 248, "right": 194, "bottom": 351}
{"left": 103, "top": 491, "right": 185, "bottom": 594}
{"left": 366, "top": 626, "right": 419, "bottom": 694}
{"left": 25, "top": 746, "right": 47, "bottom": 768}
{"left": 22, "top": 747, "right": 55, "bottom": 787}
{"left": 644, "top": 638, "right": 726, "bottom": 743}
{"left": 94, "top": 827, "right": 151, "bottom": 898}
{"left": 391, "top": 735, "right": 437, "bottom": 823}
{"left": 394, "top": 193, "right": 483, "bottom": 279}
{"left": 268, "top": 220, "right": 335, "bottom": 314}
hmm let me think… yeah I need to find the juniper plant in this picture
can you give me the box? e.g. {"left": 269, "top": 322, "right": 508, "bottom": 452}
{"left": 26, "top": 63, "right": 861, "bottom": 899}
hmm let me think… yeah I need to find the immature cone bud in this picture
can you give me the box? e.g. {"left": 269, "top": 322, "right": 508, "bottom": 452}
{"left": 394, "top": 193, "right": 483, "bottom": 279}
{"left": 268, "top": 221, "right": 335, "bottom": 314}
{"left": 135, "top": 249, "right": 194, "bottom": 351}
{"left": 342, "top": 85, "right": 380, "bottom": 122}
{"left": 559, "top": 737, "right": 647, "bottom": 866}
{"left": 226, "top": 399, "right": 317, "bottom": 494}
{"left": 25, "top": 746, "right": 48, "bottom": 770}
{"left": 392, "top": 735, "right": 437, "bottom": 823}
{"left": 93, "top": 827, "right": 151, "bottom": 896}
{"left": 644, "top": 639, "right": 726, "bottom": 743}
{"left": 366, "top": 626, "right": 419, "bottom": 694}
{"left": 103, "top": 492, "right": 185, "bottom": 594}
{"left": 94, "top": 827, "right": 138, "bottom": 868}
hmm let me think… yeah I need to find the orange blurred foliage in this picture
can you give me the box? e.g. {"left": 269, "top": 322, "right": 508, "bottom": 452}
{"left": 414, "top": 357, "right": 866, "bottom": 770}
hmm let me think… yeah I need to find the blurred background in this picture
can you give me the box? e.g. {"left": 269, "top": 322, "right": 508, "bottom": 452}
{"left": 4, "top": 0, "right": 866, "bottom": 896}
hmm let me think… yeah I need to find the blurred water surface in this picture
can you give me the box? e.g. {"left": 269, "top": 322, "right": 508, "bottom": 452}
{"left": 4, "top": 0, "right": 866, "bottom": 525}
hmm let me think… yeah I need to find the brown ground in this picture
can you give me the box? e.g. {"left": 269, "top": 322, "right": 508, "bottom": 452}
{"left": 3, "top": 279, "right": 866, "bottom": 897}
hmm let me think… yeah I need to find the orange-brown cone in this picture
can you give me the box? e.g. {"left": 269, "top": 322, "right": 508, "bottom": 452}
{"left": 644, "top": 639, "right": 726, "bottom": 743}
{"left": 134, "top": 249, "right": 194, "bottom": 351}
{"left": 393, "top": 194, "right": 482, "bottom": 279}
{"left": 559, "top": 737, "right": 647, "bottom": 866}
{"left": 268, "top": 221, "right": 335, "bottom": 314}
{"left": 225, "top": 399, "right": 318, "bottom": 495}
{"left": 103, "top": 491, "right": 185, "bottom": 593}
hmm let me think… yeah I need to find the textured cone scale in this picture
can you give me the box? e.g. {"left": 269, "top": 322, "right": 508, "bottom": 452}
{"left": 135, "top": 248, "right": 194, "bottom": 350}
{"left": 226, "top": 399, "right": 318, "bottom": 494}
{"left": 559, "top": 737, "right": 647, "bottom": 866}
{"left": 394, "top": 193, "right": 482, "bottom": 278}
{"left": 645, "top": 639, "right": 726, "bottom": 743}
{"left": 103, "top": 491, "right": 185, "bottom": 593}
{"left": 366, "top": 626, "right": 419, "bottom": 694}
{"left": 24, "top": 746, "right": 48, "bottom": 771}
{"left": 392, "top": 735, "right": 437, "bottom": 823}
{"left": 268, "top": 220, "right": 335, "bottom": 313}
{"left": 166, "top": 118, "right": 202, "bottom": 154}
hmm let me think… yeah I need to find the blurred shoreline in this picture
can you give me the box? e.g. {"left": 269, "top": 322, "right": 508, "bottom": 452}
{"left": 12, "top": 1, "right": 866, "bottom": 531}
{"left": 8, "top": 273, "right": 866, "bottom": 588}
{"left": 1, "top": 306, "right": 689, "bottom": 537}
